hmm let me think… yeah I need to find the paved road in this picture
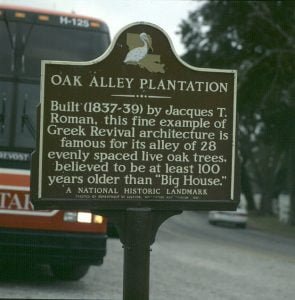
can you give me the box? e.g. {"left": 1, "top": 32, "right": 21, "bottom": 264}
{"left": 1, "top": 211, "right": 295, "bottom": 299}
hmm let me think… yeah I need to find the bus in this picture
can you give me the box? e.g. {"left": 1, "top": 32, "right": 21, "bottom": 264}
{"left": 0, "top": 5, "right": 110, "bottom": 280}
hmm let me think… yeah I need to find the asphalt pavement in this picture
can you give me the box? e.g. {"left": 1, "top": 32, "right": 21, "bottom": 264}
{"left": 0, "top": 211, "right": 295, "bottom": 299}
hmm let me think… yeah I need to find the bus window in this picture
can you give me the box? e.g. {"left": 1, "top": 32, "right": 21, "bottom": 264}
{"left": 0, "top": 17, "right": 109, "bottom": 151}
{"left": 14, "top": 83, "right": 39, "bottom": 149}
{"left": 22, "top": 25, "right": 109, "bottom": 79}
{"left": 0, "top": 82, "right": 13, "bottom": 148}
{"left": 0, "top": 20, "right": 13, "bottom": 76}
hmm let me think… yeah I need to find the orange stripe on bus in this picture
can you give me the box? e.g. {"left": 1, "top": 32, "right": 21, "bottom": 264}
{"left": 0, "top": 173, "right": 30, "bottom": 187}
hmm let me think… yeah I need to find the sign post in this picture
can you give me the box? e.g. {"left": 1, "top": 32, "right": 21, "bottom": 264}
{"left": 31, "top": 22, "right": 238, "bottom": 299}
{"left": 95, "top": 208, "right": 181, "bottom": 300}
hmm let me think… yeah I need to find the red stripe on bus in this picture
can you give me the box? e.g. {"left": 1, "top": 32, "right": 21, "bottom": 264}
{"left": 0, "top": 173, "right": 30, "bottom": 187}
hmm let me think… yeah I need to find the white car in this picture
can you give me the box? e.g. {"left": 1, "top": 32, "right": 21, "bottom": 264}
{"left": 208, "top": 207, "right": 248, "bottom": 228}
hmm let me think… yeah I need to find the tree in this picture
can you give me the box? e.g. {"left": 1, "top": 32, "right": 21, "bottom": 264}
{"left": 179, "top": 1, "right": 295, "bottom": 219}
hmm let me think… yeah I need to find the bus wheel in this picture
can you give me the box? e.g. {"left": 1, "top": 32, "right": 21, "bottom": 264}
{"left": 50, "top": 264, "right": 90, "bottom": 281}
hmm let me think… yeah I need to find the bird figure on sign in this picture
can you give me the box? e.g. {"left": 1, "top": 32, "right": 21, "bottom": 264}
{"left": 124, "top": 32, "right": 153, "bottom": 64}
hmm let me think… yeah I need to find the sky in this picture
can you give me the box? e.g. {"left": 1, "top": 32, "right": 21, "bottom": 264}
{"left": 0, "top": 0, "right": 201, "bottom": 55}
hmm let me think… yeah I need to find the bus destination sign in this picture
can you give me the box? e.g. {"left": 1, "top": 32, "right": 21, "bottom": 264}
{"left": 31, "top": 22, "right": 239, "bottom": 211}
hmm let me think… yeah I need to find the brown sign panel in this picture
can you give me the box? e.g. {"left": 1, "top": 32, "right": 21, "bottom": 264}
{"left": 31, "top": 22, "right": 239, "bottom": 210}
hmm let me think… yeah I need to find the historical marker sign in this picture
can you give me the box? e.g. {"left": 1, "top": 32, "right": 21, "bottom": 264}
{"left": 31, "top": 22, "right": 239, "bottom": 210}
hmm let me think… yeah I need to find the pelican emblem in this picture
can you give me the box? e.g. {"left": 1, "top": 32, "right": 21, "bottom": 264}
{"left": 124, "top": 32, "right": 153, "bottom": 64}
{"left": 123, "top": 32, "right": 165, "bottom": 73}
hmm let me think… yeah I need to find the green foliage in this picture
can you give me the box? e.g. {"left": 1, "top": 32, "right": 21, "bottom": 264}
{"left": 179, "top": 0, "right": 295, "bottom": 215}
